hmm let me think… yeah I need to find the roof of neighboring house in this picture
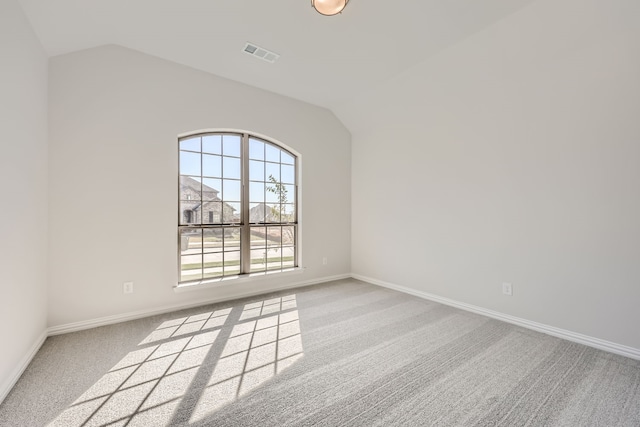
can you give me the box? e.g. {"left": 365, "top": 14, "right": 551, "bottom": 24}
{"left": 180, "top": 176, "right": 220, "bottom": 197}
{"left": 181, "top": 176, "right": 237, "bottom": 213}
{"left": 249, "top": 203, "right": 278, "bottom": 223}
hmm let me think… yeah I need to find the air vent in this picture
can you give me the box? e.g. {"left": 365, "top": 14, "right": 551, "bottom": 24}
{"left": 243, "top": 42, "right": 280, "bottom": 63}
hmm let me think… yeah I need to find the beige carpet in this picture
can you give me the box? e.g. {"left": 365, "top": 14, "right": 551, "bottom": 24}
{"left": 1, "top": 278, "right": 639, "bottom": 426}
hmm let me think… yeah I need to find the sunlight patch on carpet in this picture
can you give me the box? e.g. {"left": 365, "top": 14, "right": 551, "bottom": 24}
{"left": 47, "top": 295, "right": 302, "bottom": 427}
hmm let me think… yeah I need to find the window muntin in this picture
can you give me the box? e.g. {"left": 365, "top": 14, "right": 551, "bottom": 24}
{"left": 179, "top": 132, "right": 297, "bottom": 283}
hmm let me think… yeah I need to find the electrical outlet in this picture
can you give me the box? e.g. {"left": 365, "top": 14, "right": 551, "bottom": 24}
{"left": 502, "top": 282, "right": 513, "bottom": 296}
{"left": 123, "top": 281, "right": 134, "bottom": 294}
{"left": 322, "top": 257, "right": 328, "bottom": 265}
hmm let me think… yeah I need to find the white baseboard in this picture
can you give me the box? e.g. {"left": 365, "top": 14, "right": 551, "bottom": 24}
{"left": 352, "top": 274, "right": 640, "bottom": 361}
{"left": 0, "top": 330, "right": 47, "bottom": 404}
{"left": 2, "top": 274, "right": 349, "bottom": 404}
{"left": 47, "top": 273, "right": 351, "bottom": 336}
{"left": 10, "top": 271, "right": 635, "bottom": 407}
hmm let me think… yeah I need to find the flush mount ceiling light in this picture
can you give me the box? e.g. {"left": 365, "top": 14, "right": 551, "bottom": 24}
{"left": 311, "top": 0, "right": 349, "bottom": 16}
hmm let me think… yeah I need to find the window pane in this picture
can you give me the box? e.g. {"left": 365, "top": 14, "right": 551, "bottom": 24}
{"left": 202, "top": 135, "right": 222, "bottom": 154}
{"left": 267, "top": 227, "right": 282, "bottom": 247}
{"left": 181, "top": 254, "right": 202, "bottom": 282}
{"left": 250, "top": 227, "right": 266, "bottom": 249}
{"left": 223, "top": 202, "right": 240, "bottom": 223}
{"left": 249, "top": 160, "right": 264, "bottom": 181}
{"left": 202, "top": 202, "right": 222, "bottom": 224}
{"left": 266, "top": 182, "right": 287, "bottom": 204}
{"left": 223, "top": 156, "right": 241, "bottom": 179}
{"left": 180, "top": 176, "right": 201, "bottom": 201}
{"left": 203, "top": 252, "right": 223, "bottom": 278}
{"left": 224, "top": 251, "right": 241, "bottom": 275}
{"left": 249, "top": 139, "right": 265, "bottom": 160}
{"left": 180, "top": 151, "right": 201, "bottom": 176}
{"left": 265, "top": 186, "right": 279, "bottom": 203}
{"left": 281, "top": 151, "right": 295, "bottom": 165}
{"left": 180, "top": 137, "right": 200, "bottom": 152}
{"left": 265, "top": 162, "right": 280, "bottom": 182}
{"left": 282, "top": 184, "right": 295, "bottom": 202}
{"left": 203, "top": 228, "right": 223, "bottom": 252}
{"left": 250, "top": 249, "right": 267, "bottom": 272}
{"left": 266, "top": 205, "right": 281, "bottom": 223}
{"left": 266, "top": 250, "right": 282, "bottom": 270}
{"left": 225, "top": 265, "right": 240, "bottom": 276}
{"left": 283, "top": 204, "right": 296, "bottom": 222}
{"left": 202, "top": 178, "right": 221, "bottom": 200}
{"left": 282, "top": 245, "right": 295, "bottom": 258}
{"left": 250, "top": 182, "right": 265, "bottom": 203}
{"left": 265, "top": 144, "right": 280, "bottom": 163}
{"left": 282, "top": 226, "right": 295, "bottom": 245}
{"left": 223, "top": 179, "right": 241, "bottom": 201}
{"left": 180, "top": 228, "right": 202, "bottom": 253}
{"left": 249, "top": 203, "right": 265, "bottom": 223}
{"left": 223, "top": 135, "right": 241, "bottom": 157}
{"left": 281, "top": 164, "right": 295, "bottom": 184}
{"left": 180, "top": 202, "right": 201, "bottom": 225}
{"left": 202, "top": 154, "right": 222, "bottom": 177}
{"left": 282, "top": 245, "right": 295, "bottom": 268}
{"left": 223, "top": 228, "right": 241, "bottom": 251}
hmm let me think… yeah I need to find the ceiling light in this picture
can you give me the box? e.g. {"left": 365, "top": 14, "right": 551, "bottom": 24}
{"left": 312, "top": 0, "right": 349, "bottom": 16}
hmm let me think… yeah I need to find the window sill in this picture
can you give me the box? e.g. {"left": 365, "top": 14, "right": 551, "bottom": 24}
{"left": 173, "top": 267, "right": 306, "bottom": 293}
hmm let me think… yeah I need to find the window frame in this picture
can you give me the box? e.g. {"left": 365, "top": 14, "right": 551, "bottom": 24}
{"left": 177, "top": 131, "right": 299, "bottom": 284}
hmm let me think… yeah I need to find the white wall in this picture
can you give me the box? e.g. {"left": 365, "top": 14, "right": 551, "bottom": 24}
{"left": 0, "top": 0, "right": 49, "bottom": 399}
{"left": 337, "top": 0, "right": 640, "bottom": 349}
{"left": 48, "top": 45, "right": 351, "bottom": 327}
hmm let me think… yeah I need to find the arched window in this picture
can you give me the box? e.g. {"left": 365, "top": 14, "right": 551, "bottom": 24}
{"left": 178, "top": 132, "right": 298, "bottom": 282}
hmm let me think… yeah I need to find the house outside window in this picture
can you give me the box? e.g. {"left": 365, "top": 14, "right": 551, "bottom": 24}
{"left": 178, "top": 132, "right": 297, "bottom": 282}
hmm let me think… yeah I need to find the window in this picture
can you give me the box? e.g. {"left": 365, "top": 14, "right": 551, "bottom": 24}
{"left": 178, "top": 132, "right": 297, "bottom": 283}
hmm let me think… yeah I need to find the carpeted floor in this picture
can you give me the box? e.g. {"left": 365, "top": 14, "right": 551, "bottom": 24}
{"left": 1, "top": 278, "right": 639, "bottom": 426}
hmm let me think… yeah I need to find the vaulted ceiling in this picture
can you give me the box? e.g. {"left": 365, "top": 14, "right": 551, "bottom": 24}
{"left": 19, "top": 0, "right": 537, "bottom": 110}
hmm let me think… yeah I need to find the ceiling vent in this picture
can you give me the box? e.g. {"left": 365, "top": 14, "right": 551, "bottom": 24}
{"left": 243, "top": 42, "right": 280, "bottom": 63}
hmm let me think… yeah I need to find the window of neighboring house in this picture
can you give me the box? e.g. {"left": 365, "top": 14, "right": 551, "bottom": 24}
{"left": 178, "top": 132, "right": 298, "bottom": 283}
